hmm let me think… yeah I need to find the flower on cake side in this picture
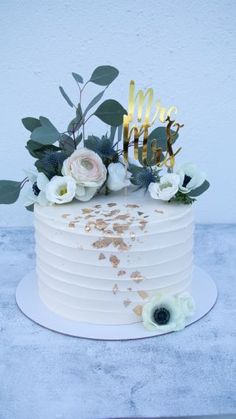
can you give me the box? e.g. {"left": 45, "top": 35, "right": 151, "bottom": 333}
{"left": 0, "top": 65, "right": 209, "bottom": 209}
{"left": 142, "top": 292, "right": 195, "bottom": 333}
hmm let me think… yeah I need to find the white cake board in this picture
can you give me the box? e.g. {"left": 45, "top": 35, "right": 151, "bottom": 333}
{"left": 16, "top": 266, "right": 217, "bottom": 341}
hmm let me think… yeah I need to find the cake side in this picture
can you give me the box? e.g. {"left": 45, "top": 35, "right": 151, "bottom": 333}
{"left": 34, "top": 190, "right": 194, "bottom": 324}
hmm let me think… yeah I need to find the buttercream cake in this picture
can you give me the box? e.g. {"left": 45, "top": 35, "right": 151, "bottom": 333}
{"left": 34, "top": 189, "right": 194, "bottom": 325}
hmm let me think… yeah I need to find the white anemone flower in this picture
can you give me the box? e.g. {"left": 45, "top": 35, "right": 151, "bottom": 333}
{"left": 23, "top": 169, "right": 49, "bottom": 207}
{"left": 142, "top": 292, "right": 195, "bottom": 333}
{"left": 176, "top": 163, "right": 206, "bottom": 194}
{"left": 148, "top": 173, "right": 180, "bottom": 201}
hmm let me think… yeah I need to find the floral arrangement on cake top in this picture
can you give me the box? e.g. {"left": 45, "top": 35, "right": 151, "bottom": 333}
{"left": 0, "top": 65, "right": 210, "bottom": 210}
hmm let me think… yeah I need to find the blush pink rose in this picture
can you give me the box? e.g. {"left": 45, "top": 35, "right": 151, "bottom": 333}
{"left": 62, "top": 147, "right": 107, "bottom": 188}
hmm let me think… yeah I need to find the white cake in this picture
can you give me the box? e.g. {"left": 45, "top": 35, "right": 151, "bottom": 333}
{"left": 34, "top": 188, "right": 194, "bottom": 325}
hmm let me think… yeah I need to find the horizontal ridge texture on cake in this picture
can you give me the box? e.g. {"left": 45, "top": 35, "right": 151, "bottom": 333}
{"left": 34, "top": 189, "right": 194, "bottom": 325}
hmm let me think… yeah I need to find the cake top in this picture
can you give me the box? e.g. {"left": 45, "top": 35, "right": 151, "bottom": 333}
{"left": 35, "top": 187, "right": 193, "bottom": 235}
{"left": 0, "top": 65, "right": 210, "bottom": 213}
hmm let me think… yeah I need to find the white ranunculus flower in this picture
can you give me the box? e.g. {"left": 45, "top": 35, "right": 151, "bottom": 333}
{"left": 107, "top": 162, "right": 131, "bottom": 191}
{"left": 148, "top": 173, "right": 180, "bottom": 201}
{"left": 45, "top": 175, "right": 76, "bottom": 204}
{"left": 142, "top": 292, "right": 195, "bottom": 333}
{"left": 62, "top": 147, "right": 107, "bottom": 188}
{"left": 176, "top": 163, "right": 206, "bottom": 194}
{"left": 23, "top": 169, "right": 49, "bottom": 207}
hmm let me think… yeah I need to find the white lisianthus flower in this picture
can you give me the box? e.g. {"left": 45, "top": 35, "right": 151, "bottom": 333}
{"left": 23, "top": 169, "right": 49, "bottom": 207}
{"left": 176, "top": 163, "right": 206, "bottom": 194}
{"left": 148, "top": 173, "right": 180, "bottom": 201}
{"left": 142, "top": 292, "right": 195, "bottom": 333}
{"left": 45, "top": 175, "right": 76, "bottom": 204}
{"left": 107, "top": 162, "right": 131, "bottom": 192}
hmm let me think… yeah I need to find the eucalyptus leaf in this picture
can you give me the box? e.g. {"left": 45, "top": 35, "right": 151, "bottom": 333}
{"left": 22, "top": 117, "right": 41, "bottom": 132}
{"left": 148, "top": 127, "right": 179, "bottom": 152}
{"left": 0, "top": 180, "right": 21, "bottom": 204}
{"left": 90, "top": 66, "right": 119, "bottom": 86}
{"left": 75, "top": 133, "right": 83, "bottom": 146}
{"left": 83, "top": 90, "right": 105, "bottom": 118}
{"left": 94, "top": 100, "right": 127, "bottom": 126}
{"left": 31, "top": 116, "right": 60, "bottom": 145}
{"left": 187, "top": 180, "right": 210, "bottom": 197}
{"left": 59, "top": 86, "right": 74, "bottom": 108}
{"left": 26, "top": 140, "right": 60, "bottom": 158}
{"left": 72, "top": 72, "right": 84, "bottom": 84}
{"left": 59, "top": 134, "right": 76, "bottom": 155}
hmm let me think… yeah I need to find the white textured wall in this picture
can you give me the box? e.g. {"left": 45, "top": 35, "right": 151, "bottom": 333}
{"left": 0, "top": 0, "right": 235, "bottom": 226}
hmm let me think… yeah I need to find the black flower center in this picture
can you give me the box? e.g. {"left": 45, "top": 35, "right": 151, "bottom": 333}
{"left": 32, "top": 182, "right": 40, "bottom": 196}
{"left": 182, "top": 175, "right": 192, "bottom": 188}
{"left": 153, "top": 307, "right": 170, "bottom": 325}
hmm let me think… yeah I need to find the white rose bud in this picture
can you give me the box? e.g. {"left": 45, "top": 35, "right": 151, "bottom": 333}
{"left": 107, "top": 162, "right": 131, "bottom": 192}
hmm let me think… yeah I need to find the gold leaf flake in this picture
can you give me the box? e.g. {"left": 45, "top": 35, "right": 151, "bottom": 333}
{"left": 109, "top": 255, "right": 120, "bottom": 268}
{"left": 103, "top": 229, "right": 114, "bottom": 235}
{"left": 138, "top": 290, "right": 149, "bottom": 300}
{"left": 112, "top": 284, "right": 118, "bottom": 295}
{"left": 107, "top": 203, "right": 117, "bottom": 207}
{"left": 114, "top": 213, "right": 130, "bottom": 221}
{"left": 137, "top": 211, "right": 144, "bottom": 216}
{"left": 103, "top": 209, "right": 120, "bottom": 217}
{"left": 82, "top": 208, "right": 93, "bottom": 214}
{"left": 85, "top": 224, "right": 91, "bottom": 232}
{"left": 155, "top": 209, "right": 164, "bottom": 214}
{"left": 92, "top": 237, "right": 113, "bottom": 249}
{"left": 133, "top": 305, "right": 143, "bottom": 316}
{"left": 118, "top": 270, "right": 126, "bottom": 276}
{"left": 62, "top": 213, "right": 71, "bottom": 218}
{"left": 131, "top": 271, "right": 144, "bottom": 283}
{"left": 126, "top": 204, "right": 139, "bottom": 208}
{"left": 69, "top": 222, "right": 76, "bottom": 228}
{"left": 139, "top": 220, "right": 148, "bottom": 231}
{"left": 95, "top": 220, "right": 108, "bottom": 231}
{"left": 112, "top": 238, "right": 129, "bottom": 251}
{"left": 99, "top": 253, "right": 106, "bottom": 260}
{"left": 94, "top": 204, "right": 101, "bottom": 209}
{"left": 123, "top": 299, "right": 131, "bottom": 307}
{"left": 113, "top": 223, "right": 129, "bottom": 234}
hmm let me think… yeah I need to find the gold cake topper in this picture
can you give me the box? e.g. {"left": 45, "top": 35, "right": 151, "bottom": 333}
{"left": 123, "top": 81, "right": 184, "bottom": 168}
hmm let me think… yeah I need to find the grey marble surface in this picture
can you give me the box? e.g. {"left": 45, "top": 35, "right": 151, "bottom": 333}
{"left": 0, "top": 225, "right": 235, "bottom": 419}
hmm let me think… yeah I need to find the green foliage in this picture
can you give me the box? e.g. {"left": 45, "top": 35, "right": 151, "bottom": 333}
{"left": 68, "top": 104, "right": 83, "bottom": 134}
{"left": 22, "top": 117, "right": 41, "bottom": 132}
{"left": 187, "top": 180, "right": 210, "bottom": 197}
{"left": 26, "top": 140, "right": 61, "bottom": 158}
{"left": 72, "top": 72, "right": 84, "bottom": 84}
{"left": 31, "top": 117, "right": 59, "bottom": 145}
{"left": 129, "top": 164, "right": 160, "bottom": 190}
{"left": 90, "top": 66, "right": 119, "bottom": 86}
{"left": 0, "top": 180, "right": 21, "bottom": 204}
{"left": 59, "top": 86, "right": 74, "bottom": 108}
{"left": 94, "top": 100, "right": 127, "bottom": 127}
{"left": 35, "top": 151, "right": 68, "bottom": 179}
{"left": 148, "top": 127, "right": 179, "bottom": 152}
{"left": 171, "top": 191, "right": 196, "bottom": 205}
{"left": 59, "top": 133, "right": 82, "bottom": 155}
{"left": 85, "top": 133, "right": 119, "bottom": 167}
{"left": 83, "top": 90, "right": 105, "bottom": 118}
